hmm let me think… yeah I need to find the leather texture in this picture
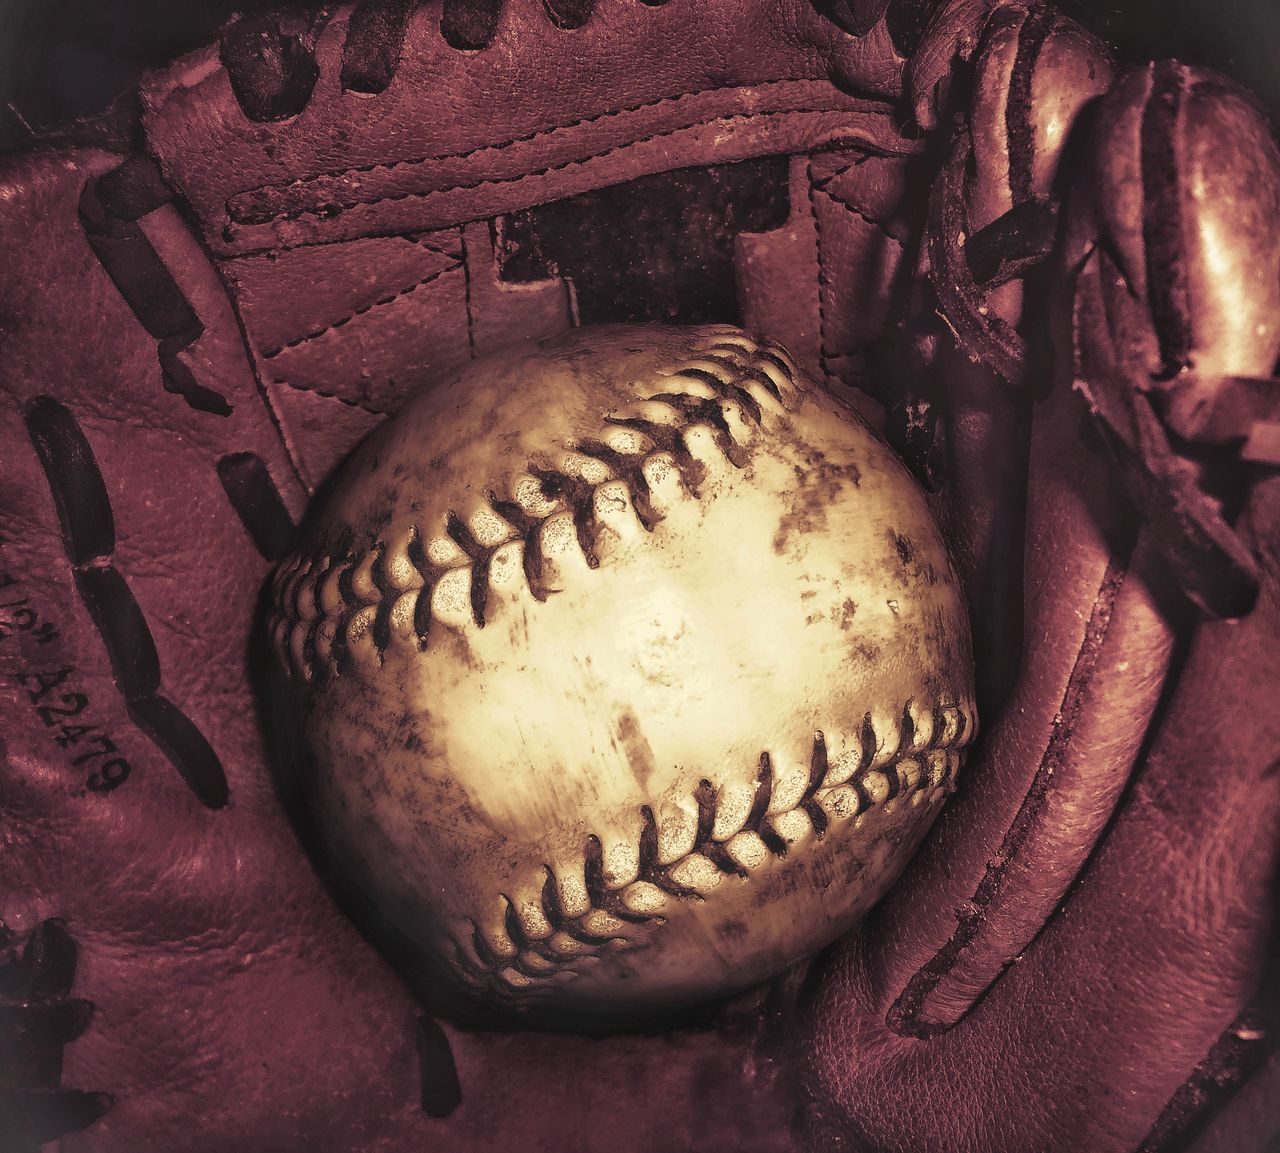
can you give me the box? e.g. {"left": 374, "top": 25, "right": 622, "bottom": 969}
{"left": 1, "top": 2, "right": 1277, "bottom": 1151}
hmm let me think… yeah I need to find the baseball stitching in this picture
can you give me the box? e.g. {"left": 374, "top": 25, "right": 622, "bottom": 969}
{"left": 269, "top": 332, "right": 799, "bottom": 679}
{"left": 454, "top": 711, "right": 968, "bottom": 1001}
{"left": 268, "top": 330, "right": 975, "bottom": 996}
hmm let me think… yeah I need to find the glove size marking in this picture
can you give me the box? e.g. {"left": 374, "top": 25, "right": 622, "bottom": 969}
{"left": 4, "top": 662, "right": 133, "bottom": 794}
{"left": 0, "top": 571, "right": 60, "bottom": 647}
{"left": 1, "top": 560, "right": 129, "bottom": 793}
{"left": 21, "top": 400, "right": 229, "bottom": 808}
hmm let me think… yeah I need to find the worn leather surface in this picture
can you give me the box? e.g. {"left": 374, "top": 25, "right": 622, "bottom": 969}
{"left": 2, "top": 1, "right": 1277, "bottom": 1151}
{"left": 0, "top": 140, "right": 803, "bottom": 1153}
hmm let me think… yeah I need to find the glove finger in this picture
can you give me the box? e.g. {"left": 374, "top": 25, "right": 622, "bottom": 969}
{"left": 864, "top": 365, "right": 1180, "bottom": 1030}
{"left": 801, "top": 470, "right": 1280, "bottom": 1152}
{"left": 0, "top": 147, "right": 463, "bottom": 1151}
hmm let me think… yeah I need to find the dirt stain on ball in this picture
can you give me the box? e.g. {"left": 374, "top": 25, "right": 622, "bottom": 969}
{"left": 613, "top": 710, "right": 658, "bottom": 791}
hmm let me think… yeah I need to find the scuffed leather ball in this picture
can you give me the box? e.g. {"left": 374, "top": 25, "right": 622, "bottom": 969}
{"left": 268, "top": 324, "right": 975, "bottom": 1029}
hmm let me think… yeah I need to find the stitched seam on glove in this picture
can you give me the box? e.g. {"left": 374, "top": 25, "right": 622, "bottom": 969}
{"left": 260, "top": 261, "right": 462, "bottom": 358}
{"left": 231, "top": 79, "right": 885, "bottom": 197}
{"left": 228, "top": 105, "right": 910, "bottom": 228}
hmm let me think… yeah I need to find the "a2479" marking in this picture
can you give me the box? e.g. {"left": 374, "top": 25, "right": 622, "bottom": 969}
{"left": 1, "top": 571, "right": 132, "bottom": 793}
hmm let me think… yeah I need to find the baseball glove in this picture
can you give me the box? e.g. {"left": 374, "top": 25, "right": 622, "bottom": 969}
{"left": 2, "top": 2, "right": 1277, "bottom": 1151}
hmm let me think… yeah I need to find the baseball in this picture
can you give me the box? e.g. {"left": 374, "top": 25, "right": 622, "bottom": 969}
{"left": 268, "top": 325, "right": 976, "bottom": 1029}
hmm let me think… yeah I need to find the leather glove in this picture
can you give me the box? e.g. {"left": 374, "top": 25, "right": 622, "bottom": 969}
{"left": 2, "top": 2, "right": 1276, "bottom": 1151}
